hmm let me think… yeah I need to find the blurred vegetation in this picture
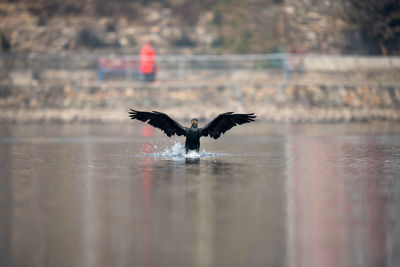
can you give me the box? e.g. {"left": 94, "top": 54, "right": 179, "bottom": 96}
{"left": 213, "top": 1, "right": 283, "bottom": 53}
{"left": 1, "top": 33, "right": 11, "bottom": 52}
{"left": 342, "top": 0, "right": 400, "bottom": 55}
{"left": 24, "top": 0, "right": 85, "bottom": 17}
{"left": 78, "top": 28, "right": 120, "bottom": 48}
{"left": 12, "top": 0, "right": 283, "bottom": 53}
{"left": 172, "top": 35, "right": 197, "bottom": 47}
{"left": 5, "top": 0, "right": 400, "bottom": 54}
{"left": 78, "top": 28, "right": 106, "bottom": 48}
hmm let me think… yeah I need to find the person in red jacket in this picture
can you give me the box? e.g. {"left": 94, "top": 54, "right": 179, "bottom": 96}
{"left": 139, "top": 42, "right": 157, "bottom": 82}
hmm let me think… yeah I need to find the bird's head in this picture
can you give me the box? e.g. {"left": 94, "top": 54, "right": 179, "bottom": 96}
{"left": 191, "top": 118, "right": 198, "bottom": 128}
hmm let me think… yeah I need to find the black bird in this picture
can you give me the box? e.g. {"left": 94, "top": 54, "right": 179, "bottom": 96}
{"left": 129, "top": 109, "right": 256, "bottom": 153}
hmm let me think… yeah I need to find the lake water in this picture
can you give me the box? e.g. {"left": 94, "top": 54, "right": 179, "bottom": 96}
{"left": 1, "top": 122, "right": 400, "bottom": 267}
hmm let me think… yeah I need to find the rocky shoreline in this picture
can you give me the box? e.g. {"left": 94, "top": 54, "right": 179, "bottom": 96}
{"left": 1, "top": 83, "right": 399, "bottom": 123}
{"left": 1, "top": 106, "right": 399, "bottom": 124}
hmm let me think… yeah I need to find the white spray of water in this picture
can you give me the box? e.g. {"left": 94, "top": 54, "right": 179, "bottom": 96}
{"left": 148, "top": 142, "right": 220, "bottom": 159}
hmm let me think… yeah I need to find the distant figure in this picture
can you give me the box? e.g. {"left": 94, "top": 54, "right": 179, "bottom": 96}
{"left": 139, "top": 42, "right": 157, "bottom": 82}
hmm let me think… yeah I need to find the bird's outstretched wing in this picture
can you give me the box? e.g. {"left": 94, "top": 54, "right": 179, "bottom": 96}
{"left": 201, "top": 112, "right": 256, "bottom": 139}
{"left": 129, "top": 109, "right": 187, "bottom": 137}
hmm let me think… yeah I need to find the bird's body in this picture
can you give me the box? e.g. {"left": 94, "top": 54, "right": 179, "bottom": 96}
{"left": 129, "top": 109, "right": 256, "bottom": 153}
{"left": 185, "top": 125, "right": 201, "bottom": 152}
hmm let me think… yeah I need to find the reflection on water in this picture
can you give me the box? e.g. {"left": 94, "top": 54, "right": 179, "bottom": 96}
{"left": 287, "top": 135, "right": 394, "bottom": 267}
{"left": 0, "top": 123, "right": 399, "bottom": 267}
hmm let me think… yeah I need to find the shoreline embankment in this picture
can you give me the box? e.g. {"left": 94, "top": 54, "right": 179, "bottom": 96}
{"left": 1, "top": 82, "right": 400, "bottom": 123}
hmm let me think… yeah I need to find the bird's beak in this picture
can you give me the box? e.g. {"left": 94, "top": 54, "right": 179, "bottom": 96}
{"left": 192, "top": 120, "right": 198, "bottom": 126}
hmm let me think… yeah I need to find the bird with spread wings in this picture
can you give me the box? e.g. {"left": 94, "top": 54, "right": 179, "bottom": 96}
{"left": 129, "top": 109, "right": 256, "bottom": 153}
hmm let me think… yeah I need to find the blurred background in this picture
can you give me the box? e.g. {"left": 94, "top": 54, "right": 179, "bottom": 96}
{"left": 1, "top": 2, "right": 400, "bottom": 267}
{"left": 0, "top": 0, "right": 400, "bottom": 122}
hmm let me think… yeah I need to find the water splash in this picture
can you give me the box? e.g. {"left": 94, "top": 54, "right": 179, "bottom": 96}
{"left": 144, "top": 142, "right": 222, "bottom": 159}
{"left": 155, "top": 142, "right": 186, "bottom": 157}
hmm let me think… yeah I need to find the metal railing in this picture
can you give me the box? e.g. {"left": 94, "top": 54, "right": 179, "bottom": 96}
{"left": 1, "top": 53, "right": 400, "bottom": 89}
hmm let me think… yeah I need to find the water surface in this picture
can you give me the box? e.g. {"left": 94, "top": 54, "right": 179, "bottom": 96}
{"left": 0, "top": 123, "right": 399, "bottom": 267}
